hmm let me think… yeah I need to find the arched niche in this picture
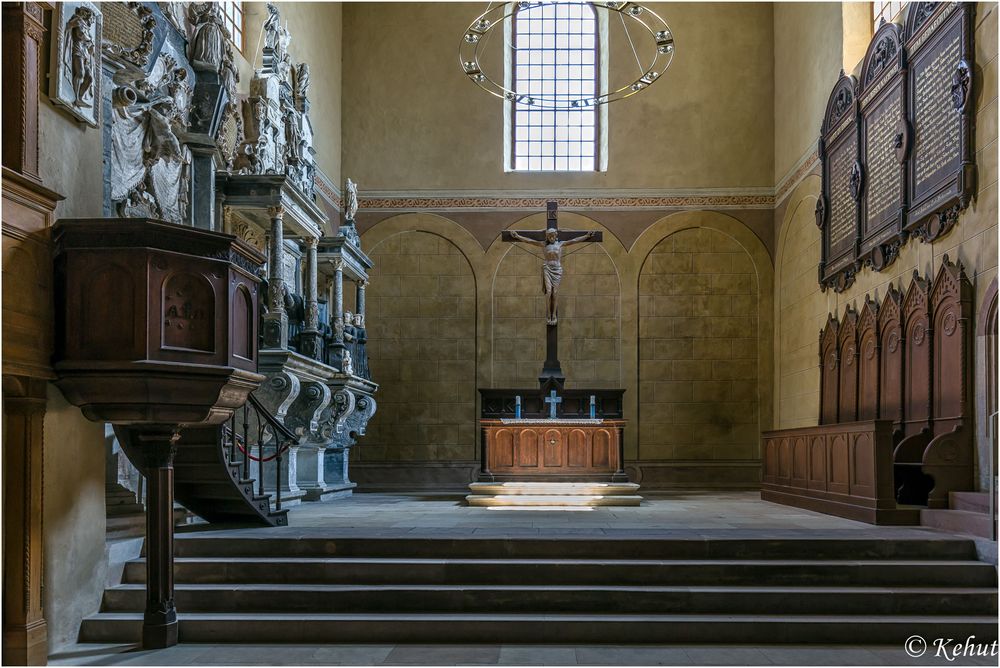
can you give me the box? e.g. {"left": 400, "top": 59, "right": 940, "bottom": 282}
{"left": 634, "top": 216, "right": 768, "bottom": 466}
{"left": 359, "top": 215, "right": 480, "bottom": 465}
{"left": 487, "top": 213, "right": 623, "bottom": 390}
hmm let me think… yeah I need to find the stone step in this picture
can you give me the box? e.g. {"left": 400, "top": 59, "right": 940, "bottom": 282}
{"left": 950, "top": 491, "right": 997, "bottom": 514}
{"left": 100, "top": 583, "right": 999, "bottom": 616}
{"left": 921, "top": 509, "right": 997, "bottom": 539}
{"left": 171, "top": 536, "right": 981, "bottom": 561}
{"left": 466, "top": 494, "right": 642, "bottom": 507}
{"left": 122, "top": 558, "right": 998, "bottom": 587}
{"left": 78, "top": 612, "right": 1000, "bottom": 645}
{"left": 468, "top": 482, "right": 641, "bottom": 496}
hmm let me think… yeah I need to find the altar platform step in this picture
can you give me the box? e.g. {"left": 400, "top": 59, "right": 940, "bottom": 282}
{"left": 80, "top": 534, "right": 996, "bottom": 645}
{"left": 466, "top": 482, "right": 642, "bottom": 507}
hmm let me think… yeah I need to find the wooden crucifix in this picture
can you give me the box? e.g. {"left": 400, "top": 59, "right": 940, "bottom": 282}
{"left": 500, "top": 201, "right": 603, "bottom": 387}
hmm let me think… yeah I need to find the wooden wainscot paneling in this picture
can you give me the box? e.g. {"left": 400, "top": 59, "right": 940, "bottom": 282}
{"left": 819, "top": 314, "right": 840, "bottom": 424}
{"left": 857, "top": 295, "right": 880, "bottom": 421}
{"left": 904, "top": 2, "right": 976, "bottom": 242}
{"left": 817, "top": 73, "right": 861, "bottom": 293}
{"left": 762, "top": 421, "right": 904, "bottom": 524}
{"left": 858, "top": 20, "right": 908, "bottom": 271}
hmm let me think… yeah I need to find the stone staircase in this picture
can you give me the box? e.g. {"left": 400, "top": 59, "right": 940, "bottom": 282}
{"left": 80, "top": 535, "right": 997, "bottom": 644}
{"left": 920, "top": 491, "right": 998, "bottom": 540}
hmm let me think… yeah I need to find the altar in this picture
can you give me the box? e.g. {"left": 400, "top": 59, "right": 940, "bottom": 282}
{"left": 468, "top": 202, "right": 640, "bottom": 507}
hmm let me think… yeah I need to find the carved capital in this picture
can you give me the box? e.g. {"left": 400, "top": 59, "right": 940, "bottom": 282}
{"left": 303, "top": 236, "right": 318, "bottom": 249}
{"left": 267, "top": 205, "right": 284, "bottom": 220}
{"left": 331, "top": 257, "right": 345, "bottom": 271}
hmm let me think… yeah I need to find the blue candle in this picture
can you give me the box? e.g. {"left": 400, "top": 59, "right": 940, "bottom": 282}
{"left": 589, "top": 395, "right": 596, "bottom": 419}
{"left": 515, "top": 395, "right": 522, "bottom": 419}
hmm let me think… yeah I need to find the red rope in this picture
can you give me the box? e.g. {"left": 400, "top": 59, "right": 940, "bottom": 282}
{"left": 230, "top": 433, "right": 291, "bottom": 463}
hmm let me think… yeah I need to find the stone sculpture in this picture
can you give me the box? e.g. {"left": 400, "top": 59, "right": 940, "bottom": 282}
{"left": 65, "top": 6, "right": 97, "bottom": 107}
{"left": 507, "top": 227, "right": 598, "bottom": 324}
{"left": 189, "top": 2, "right": 225, "bottom": 73}
{"left": 344, "top": 178, "right": 359, "bottom": 222}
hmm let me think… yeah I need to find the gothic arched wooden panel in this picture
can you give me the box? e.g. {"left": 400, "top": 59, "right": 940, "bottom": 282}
{"left": 857, "top": 296, "right": 880, "bottom": 420}
{"left": 838, "top": 307, "right": 859, "bottom": 422}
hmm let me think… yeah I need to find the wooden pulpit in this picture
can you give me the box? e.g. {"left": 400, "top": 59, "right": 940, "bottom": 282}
{"left": 52, "top": 218, "right": 266, "bottom": 648}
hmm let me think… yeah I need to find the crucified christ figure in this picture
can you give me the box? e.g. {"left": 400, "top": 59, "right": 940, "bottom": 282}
{"left": 507, "top": 227, "right": 598, "bottom": 325}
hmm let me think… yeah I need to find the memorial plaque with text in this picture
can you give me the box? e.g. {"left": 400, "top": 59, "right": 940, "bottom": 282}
{"left": 859, "top": 21, "right": 907, "bottom": 271}
{"left": 905, "top": 2, "right": 975, "bottom": 242}
{"left": 818, "top": 74, "right": 861, "bottom": 292}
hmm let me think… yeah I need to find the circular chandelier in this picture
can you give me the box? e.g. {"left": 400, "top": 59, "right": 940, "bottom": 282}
{"left": 459, "top": 1, "right": 675, "bottom": 110}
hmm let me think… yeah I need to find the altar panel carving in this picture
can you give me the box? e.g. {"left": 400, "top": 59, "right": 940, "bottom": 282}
{"left": 817, "top": 74, "right": 860, "bottom": 292}
{"left": 905, "top": 2, "right": 975, "bottom": 241}
{"left": 859, "top": 21, "right": 907, "bottom": 271}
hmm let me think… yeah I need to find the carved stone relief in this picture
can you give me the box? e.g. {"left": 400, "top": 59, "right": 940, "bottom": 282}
{"left": 101, "top": 1, "right": 156, "bottom": 67}
{"left": 109, "top": 54, "right": 193, "bottom": 224}
{"left": 49, "top": 2, "right": 102, "bottom": 126}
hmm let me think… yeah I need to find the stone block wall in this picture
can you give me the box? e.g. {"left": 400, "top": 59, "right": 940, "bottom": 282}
{"left": 492, "top": 244, "right": 621, "bottom": 389}
{"left": 638, "top": 228, "right": 760, "bottom": 462}
{"left": 360, "top": 231, "right": 478, "bottom": 463}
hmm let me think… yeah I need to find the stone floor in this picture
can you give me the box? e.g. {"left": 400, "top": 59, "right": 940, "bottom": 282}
{"left": 174, "top": 490, "right": 973, "bottom": 541}
{"left": 55, "top": 492, "right": 996, "bottom": 666}
{"left": 48, "top": 642, "right": 1000, "bottom": 666}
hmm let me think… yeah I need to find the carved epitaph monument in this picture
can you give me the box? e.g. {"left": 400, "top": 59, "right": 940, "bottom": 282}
{"left": 474, "top": 202, "right": 636, "bottom": 505}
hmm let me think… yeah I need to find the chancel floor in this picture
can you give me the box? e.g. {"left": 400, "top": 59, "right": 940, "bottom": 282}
{"left": 172, "top": 491, "right": 984, "bottom": 538}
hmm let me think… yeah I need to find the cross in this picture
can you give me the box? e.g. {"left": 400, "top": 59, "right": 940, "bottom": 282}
{"left": 500, "top": 201, "right": 603, "bottom": 387}
{"left": 544, "top": 389, "right": 562, "bottom": 419}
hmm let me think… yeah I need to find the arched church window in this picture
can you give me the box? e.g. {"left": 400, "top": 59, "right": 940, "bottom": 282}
{"left": 872, "top": 1, "right": 905, "bottom": 30}
{"left": 220, "top": 0, "right": 245, "bottom": 52}
{"left": 508, "top": 1, "right": 603, "bottom": 171}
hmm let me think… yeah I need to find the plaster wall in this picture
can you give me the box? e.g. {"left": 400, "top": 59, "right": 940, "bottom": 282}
{"left": 41, "top": 385, "right": 107, "bottom": 651}
{"left": 773, "top": 4, "right": 998, "bottom": 486}
{"left": 772, "top": 2, "right": 843, "bottom": 184}
{"left": 342, "top": 2, "right": 774, "bottom": 191}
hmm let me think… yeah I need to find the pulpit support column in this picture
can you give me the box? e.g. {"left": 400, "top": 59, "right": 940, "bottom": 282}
{"left": 136, "top": 427, "right": 182, "bottom": 649}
